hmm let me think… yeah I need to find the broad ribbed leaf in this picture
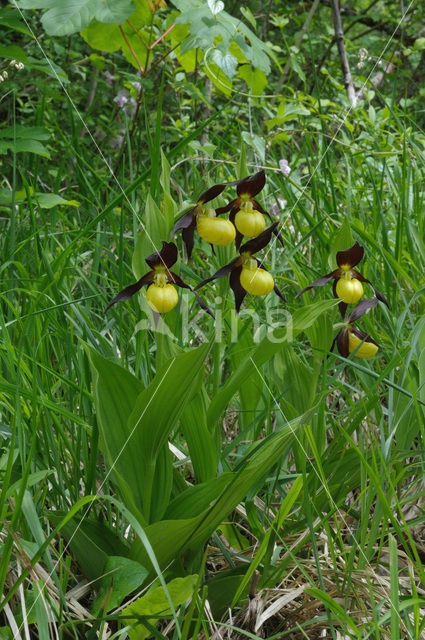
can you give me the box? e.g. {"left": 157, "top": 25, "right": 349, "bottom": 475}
{"left": 130, "top": 419, "right": 301, "bottom": 573}
{"left": 164, "top": 473, "right": 232, "bottom": 520}
{"left": 180, "top": 388, "right": 217, "bottom": 482}
{"left": 49, "top": 513, "right": 129, "bottom": 581}
{"left": 127, "top": 342, "right": 211, "bottom": 521}
{"left": 132, "top": 194, "right": 168, "bottom": 280}
{"left": 230, "top": 318, "right": 263, "bottom": 433}
{"left": 123, "top": 575, "right": 198, "bottom": 640}
{"left": 207, "top": 299, "right": 339, "bottom": 428}
{"left": 84, "top": 344, "right": 146, "bottom": 521}
{"left": 92, "top": 556, "right": 148, "bottom": 616}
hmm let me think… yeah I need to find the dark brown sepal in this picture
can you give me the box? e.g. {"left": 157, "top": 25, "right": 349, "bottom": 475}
{"left": 230, "top": 266, "right": 246, "bottom": 313}
{"left": 272, "top": 227, "right": 285, "bottom": 248}
{"left": 194, "top": 257, "right": 241, "bottom": 290}
{"left": 295, "top": 270, "right": 337, "bottom": 299}
{"left": 236, "top": 170, "right": 265, "bottom": 198}
{"left": 235, "top": 229, "right": 244, "bottom": 250}
{"left": 338, "top": 301, "right": 348, "bottom": 319}
{"left": 193, "top": 292, "right": 215, "bottom": 318}
{"left": 336, "top": 242, "right": 364, "bottom": 269}
{"left": 168, "top": 271, "right": 190, "bottom": 289}
{"left": 251, "top": 199, "right": 268, "bottom": 216}
{"left": 105, "top": 271, "right": 154, "bottom": 312}
{"left": 198, "top": 183, "right": 227, "bottom": 204}
{"left": 215, "top": 199, "right": 237, "bottom": 215}
{"left": 240, "top": 221, "right": 279, "bottom": 255}
{"left": 169, "top": 272, "right": 215, "bottom": 317}
{"left": 182, "top": 218, "right": 196, "bottom": 258}
{"left": 145, "top": 241, "right": 178, "bottom": 269}
{"left": 336, "top": 328, "right": 349, "bottom": 358}
{"left": 172, "top": 209, "right": 195, "bottom": 234}
{"left": 373, "top": 287, "right": 389, "bottom": 308}
{"left": 352, "top": 270, "right": 389, "bottom": 308}
{"left": 274, "top": 284, "right": 286, "bottom": 303}
{"left": 332, "top": 280, "right": 347, "bottom": 319}
{"left": 348, "top": 297, "right": 378, "bottom": 323}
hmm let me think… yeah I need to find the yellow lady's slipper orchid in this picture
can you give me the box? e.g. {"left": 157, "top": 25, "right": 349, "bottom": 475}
{"left": 195, "top": 222, "right": 284, "bottom": 312}
{"left": 296, "top": 242, "right": 389, "bottom": 316}
{"left": 106, "top": 242, "right": 213, "bottom": 317}
{"left": 172, "top": 180, "right": 238, "bottom": 257}
{"left": 196, "top": 214, "right": 236, "bottom": 246}
{"left": 348, "top": 331, "right": 379, "bottom": 358}
{"left": 146, "top": 283, "right": 179, "bottom": 313}
{"left": 234, "top": 201, "right": 266, "bottom": 238}
{"left": 216, "top": 170, "right": 284, "bottom": 248}
{"left": 334, "top": 298, "right": 381, "bottom": 360}
{"left": 335, "top": 273, "right": 364, "bottom": 304}
{"left": 240, "top": 266, "right": 274, "bottom": 296}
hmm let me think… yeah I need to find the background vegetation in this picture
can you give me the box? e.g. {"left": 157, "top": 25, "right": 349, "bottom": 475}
{"left": 1, "top": 0, "right": 425, "bottom": 638}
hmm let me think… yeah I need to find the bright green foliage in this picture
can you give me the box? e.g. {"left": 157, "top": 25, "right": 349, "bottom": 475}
{"left": 129, "top": 418, "right": 303, "bottom": 575}
{"left": 3, "top": 1, "right": 425, "bottom": 637}
{"left": 123, "top": 574, "right": 198, "bottom": 639}
{"left": 85, "top": 341, "right": 211, "bottom": 523}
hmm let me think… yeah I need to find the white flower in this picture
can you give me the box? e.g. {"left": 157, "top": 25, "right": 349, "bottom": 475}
{"left": 279, "top": 158, "right": 291, "bottom": 176}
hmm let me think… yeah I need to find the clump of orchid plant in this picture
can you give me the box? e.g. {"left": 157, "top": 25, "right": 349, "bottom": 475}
{"left": 195, "top": 222, "right": 285, "bottom": 312}
{"left": 296, "top": 241, "right": 388, "bottom": 316}
{"left": 106, "top": 241, "right": 212, "bottom": 316}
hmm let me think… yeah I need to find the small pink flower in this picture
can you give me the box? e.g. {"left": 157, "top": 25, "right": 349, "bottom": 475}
{"left": 113, "top": 90, "right": 129, "bottom": 108}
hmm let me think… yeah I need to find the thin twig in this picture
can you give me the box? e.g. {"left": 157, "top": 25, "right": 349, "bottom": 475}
{"left": 330, "top": 0, "right": 358, "bottom": 107}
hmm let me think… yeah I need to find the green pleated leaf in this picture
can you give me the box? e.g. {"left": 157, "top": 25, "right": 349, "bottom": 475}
{"left": 127, "top": 342, "right": 211, "bottom": 521}
{"left": 230, "top": 318, "right": 264, "bottom": 434}
{"left": 123, "top": 575, "right": 198, "bottom": 640}
{"left": 130, "top": 419, "right": 301, "bottom": 574}
{"left": 329, "top": 216, "right": 354, "bottom": 269}
{"left": 272, "top": 344, "right": 313, "bottom": 417}
{"left": 180, "top": 388, "right": 217, "bottom": 482}
{"left": 132, "top": 194, "right": 169, "bottom": 280}
{"left": 207, "top": 299, "right": 339, "bottom": 428}
{"left": 164, "top": 473, "right": 233, "bottom": 520}
{"left": 83, "top": 343, "right": 146, "bottom": 522}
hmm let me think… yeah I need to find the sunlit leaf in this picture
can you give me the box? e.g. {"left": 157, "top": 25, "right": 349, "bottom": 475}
{"left": 123, "top": 575, "right": 198, "bottom": 640}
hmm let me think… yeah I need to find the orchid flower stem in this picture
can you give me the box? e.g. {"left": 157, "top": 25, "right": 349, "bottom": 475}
{"left": 212, "top": 279, "right": 226, "bottom": 396}
{"left": 212, "top": 337, "right": 221, "bottom": 397}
